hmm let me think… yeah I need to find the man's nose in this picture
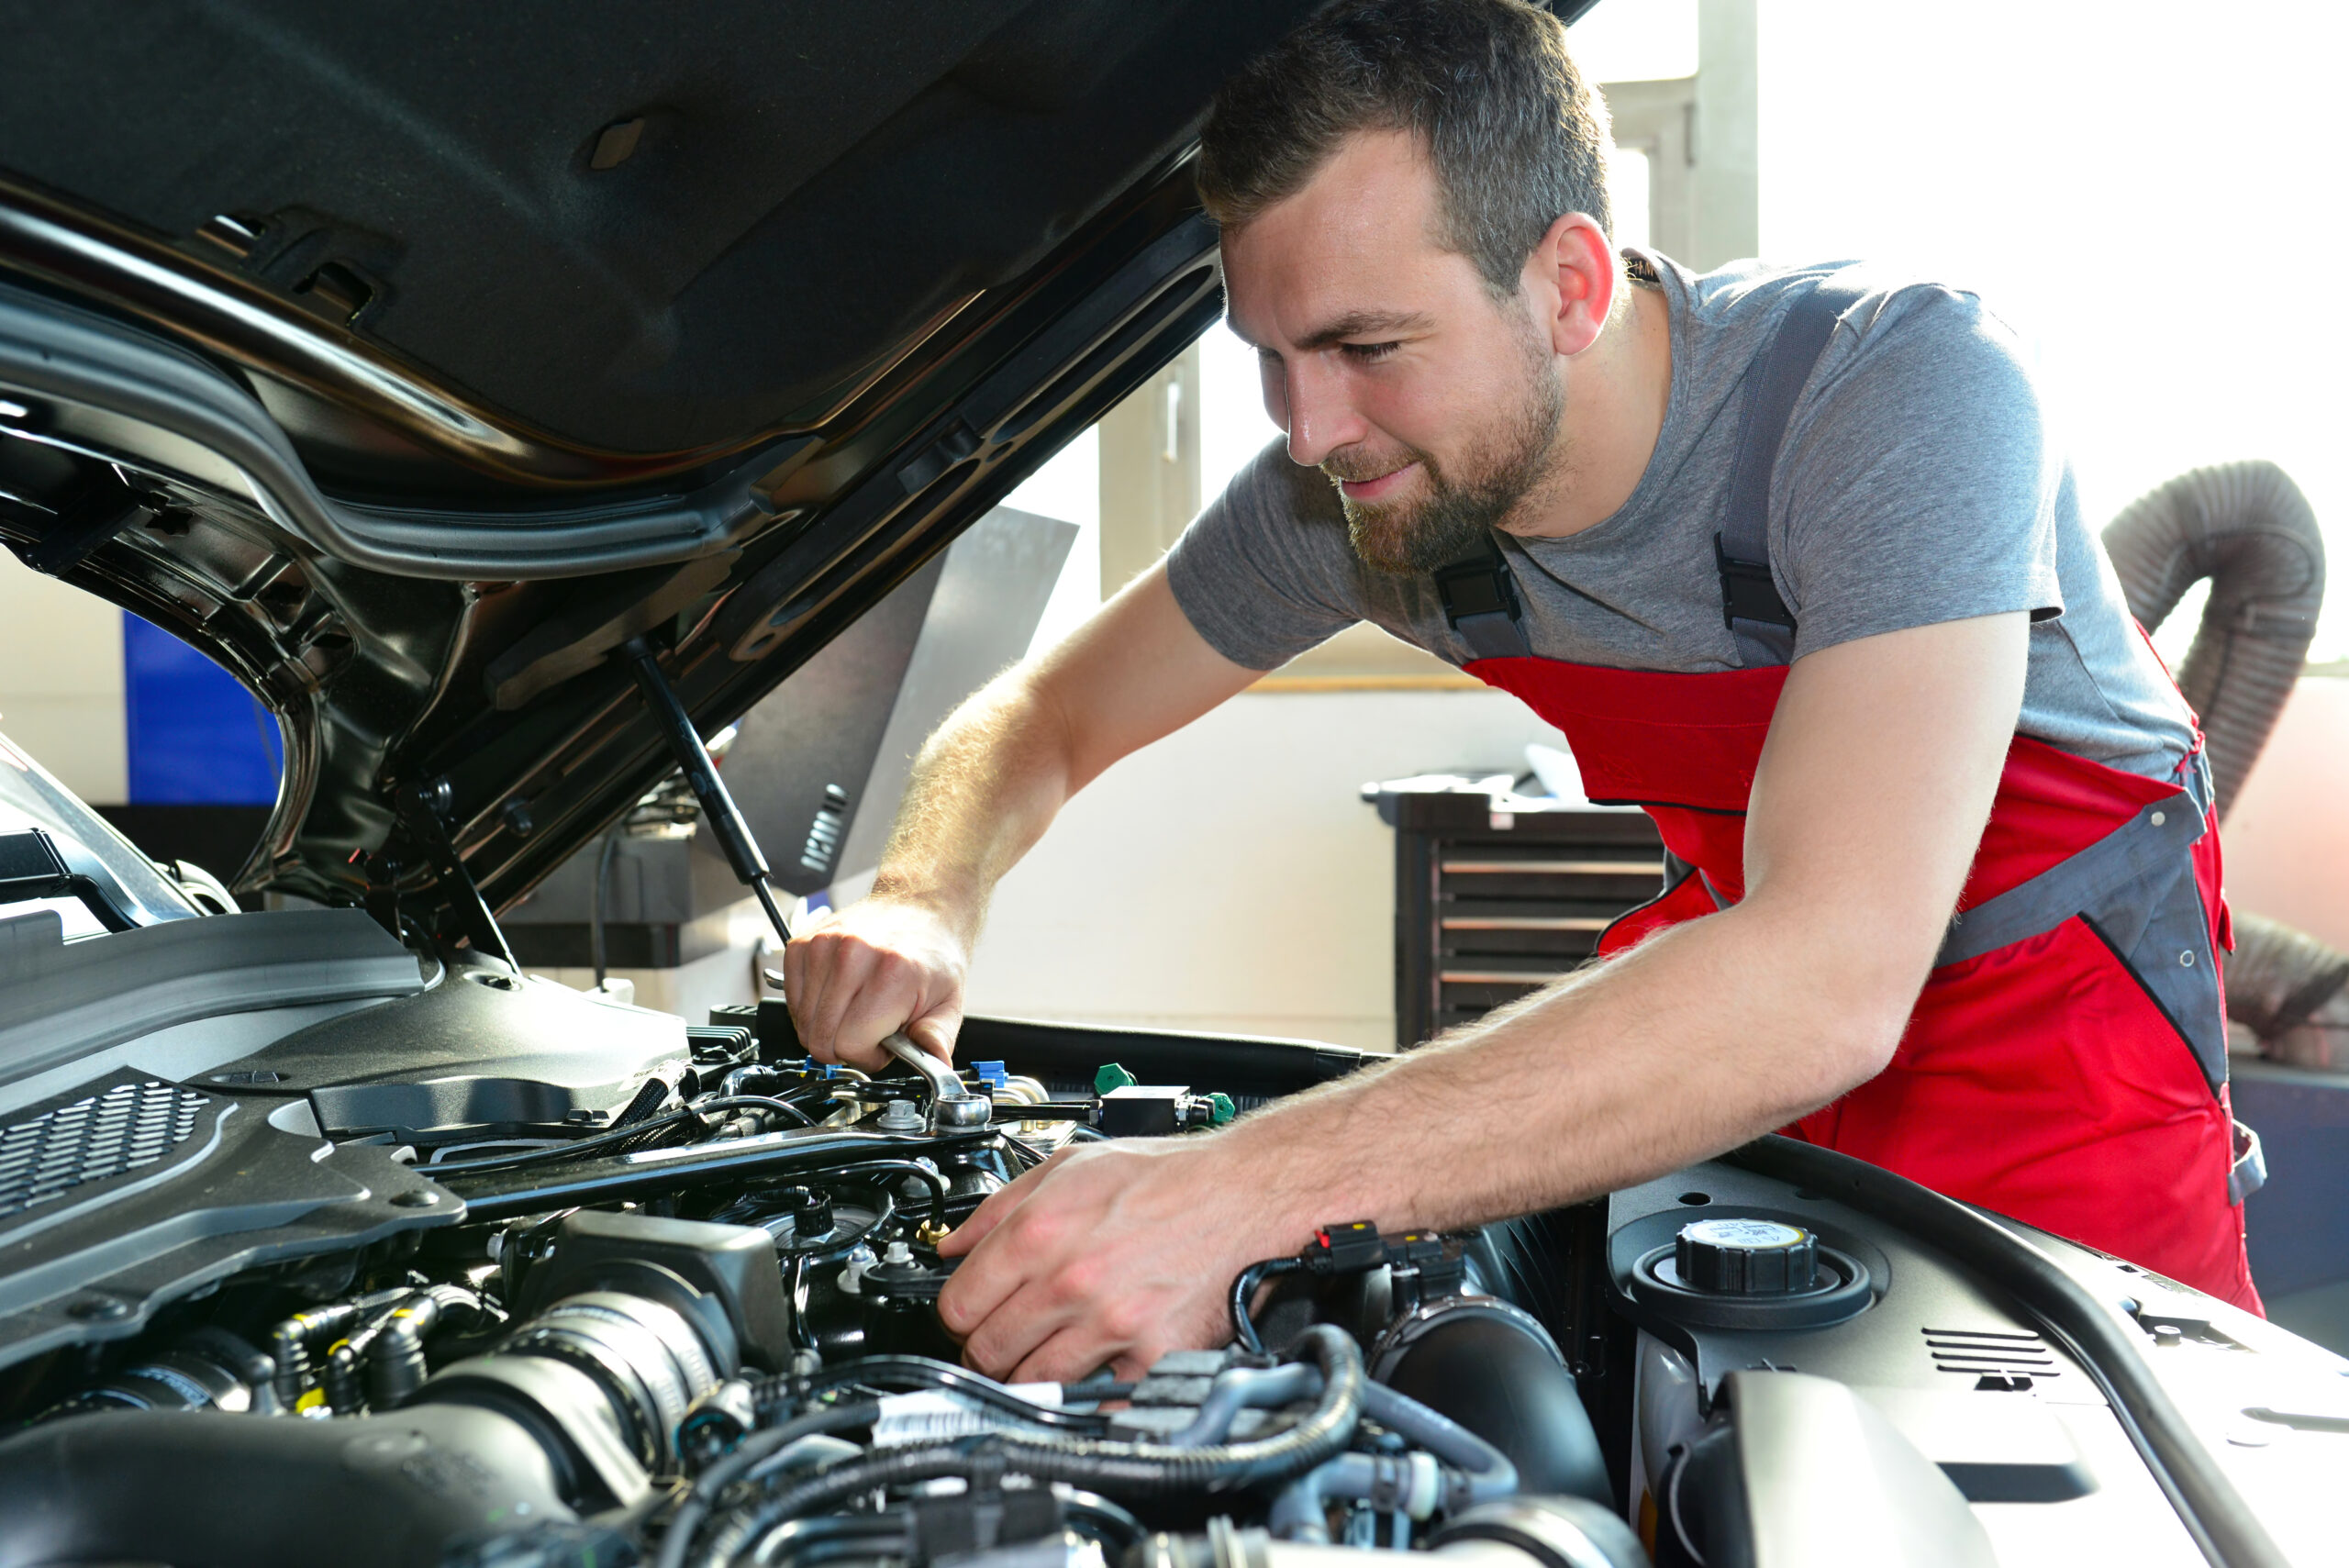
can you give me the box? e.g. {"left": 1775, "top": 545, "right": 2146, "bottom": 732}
{"left": 1282, "top": 360, "right": 1366, "bottom": 469}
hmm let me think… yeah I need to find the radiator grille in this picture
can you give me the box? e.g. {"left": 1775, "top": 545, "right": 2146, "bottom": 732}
{"left": 0, "top": 1080, "right": 210, "bottom": 1219}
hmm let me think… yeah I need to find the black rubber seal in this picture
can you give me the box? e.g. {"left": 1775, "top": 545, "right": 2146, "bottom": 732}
{"left": 1627, "top": 1241, "right": 1872, "bottom": 1331}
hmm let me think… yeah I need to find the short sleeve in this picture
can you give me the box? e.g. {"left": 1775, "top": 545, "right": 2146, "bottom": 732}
{"left": 1163, "top": 438, "right": 1369, "bottom": 670}
{"left": 1776, "top": 286, "right": 2065, "bottom": 658}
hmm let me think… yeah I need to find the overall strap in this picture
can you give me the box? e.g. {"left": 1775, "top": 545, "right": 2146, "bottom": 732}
{"left": 1717, "top": 272, "right": 1869, "bottom": 668}
{"left": 1432, "top": 535, "right": 1531, "bottom": 659}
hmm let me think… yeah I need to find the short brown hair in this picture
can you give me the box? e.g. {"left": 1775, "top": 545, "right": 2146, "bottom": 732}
{"left": 1197, "top": 0, "right": 1613, "bottom": 295}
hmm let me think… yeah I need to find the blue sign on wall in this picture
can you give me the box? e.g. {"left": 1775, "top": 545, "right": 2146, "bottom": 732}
{"left": 122, "top": 614, "right": 283, "bottom": 805}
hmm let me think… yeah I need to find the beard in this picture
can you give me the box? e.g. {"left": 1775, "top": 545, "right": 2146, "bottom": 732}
{"left": 1326, "top": 349, "right": 1565, "bottom": 577}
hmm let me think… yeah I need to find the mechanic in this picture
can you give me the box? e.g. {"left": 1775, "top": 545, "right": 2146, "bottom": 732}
{"left": 784, "top": 0, "right": 2262, "bottom": 1376}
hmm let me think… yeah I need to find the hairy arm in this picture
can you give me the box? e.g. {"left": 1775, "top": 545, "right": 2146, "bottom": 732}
{"left": 938, "top": 611, "right": 2029, "bottom": 1378}
{"left": 785, "top": 563, "right": 1263, "bottom": 1067}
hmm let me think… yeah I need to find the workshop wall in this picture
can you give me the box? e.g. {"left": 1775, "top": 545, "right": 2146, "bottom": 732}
{"left": 963, "top": 686, "right": 1563, "bottom": 1053}
{"left": 0, "top": 552, "right": 126, "bottom": 802}
{"left": 0, "top": 550, "right": 286, "bottom": 808}
{"left": 2222, "top": 675, "right": 2349, "bottom": 955}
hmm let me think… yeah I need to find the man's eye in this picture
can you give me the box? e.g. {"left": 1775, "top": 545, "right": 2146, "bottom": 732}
{"left": 1341, "top": 340, "right": 1401, "bottom": 361}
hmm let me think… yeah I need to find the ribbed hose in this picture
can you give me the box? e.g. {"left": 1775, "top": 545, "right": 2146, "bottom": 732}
{"left": 2100, "top": 459, "right": 2323, "bottom": 816}
{"left": 695, "top": 1326, "right": 1366, "bottom": 1568}
{"left": 2102, "top": 460, "right": 2349, "bottom": 1059}
{"left": 2226, "top": 911, "right": 2349, "bottom": 1068}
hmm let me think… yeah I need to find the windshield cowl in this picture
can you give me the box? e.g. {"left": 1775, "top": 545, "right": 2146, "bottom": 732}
{"left": 0, "top": 730, "right": 200, "bottom": 936}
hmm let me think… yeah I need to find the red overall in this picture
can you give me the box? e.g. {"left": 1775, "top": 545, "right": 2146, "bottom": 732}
{"left": 1431, "top": 270, "right": 2260, "bottom": 1308}
{"left": 1464, "top": 655, "right": 2260, "bottom": 1310}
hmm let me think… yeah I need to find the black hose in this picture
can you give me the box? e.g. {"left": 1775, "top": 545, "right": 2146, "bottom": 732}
{"left": 651, "top": 1402, "right": 883, "bottom": 1568}
{"left": 1230, "top": 1256, "right": 1303, "bottom": 1354}
{"left": 820, "top": 1160, "right": 950, "bottom": 1229}
{"left": 1723, "top": 1136, "right": 2288, "bottom": 1568}
{"left": 424, "top": 1107, "right": 708, "bottom": 1175}
{"left": 424, "top": 1094, "right": 827, "bottom": 1178}
{"left": 1059, "top": 1488, "right": 1146, "bottom": 1554}
{"left": 698, "top": 1325, "right": 1365, "bottom": 1565}
{"left": 757, "top": 1514, "right": 910, "bottom": 1568}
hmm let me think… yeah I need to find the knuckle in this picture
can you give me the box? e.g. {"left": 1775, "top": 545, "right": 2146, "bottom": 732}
{"left": 1058, "top": 1255, "right": 1106, "bottom": 1301}
{"left": 1017, "top": 1211, "right": 1066, "bottom": 1254}
{"left": 1099, "top": 1299, "right": 1147, "bottom": 1344}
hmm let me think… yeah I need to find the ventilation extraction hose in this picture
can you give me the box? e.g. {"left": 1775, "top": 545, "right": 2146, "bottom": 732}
{"left": 2101, "top": 460, "right": 2349, "bottom": 1064}
{"left": 2101, "top": 460, "right": 2323, "bottom": 815}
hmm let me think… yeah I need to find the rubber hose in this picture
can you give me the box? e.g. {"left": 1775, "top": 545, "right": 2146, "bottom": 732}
{"left": 653, "top": 1402, "right": 884, "bottom": 1568}
{"left": 2101, "top": 460, "right": 2349, "bottom": 1059}
{"left": 1375, "top": 1310, "right": 1609, "bottom": 1503}
{"left": 1267, "top": 1386, "right": 1520, "bottom": 1543}
{"left": 0, "top": 1405, "right": 573, "bottom": 1568}
{"left": 1357, "top": 1382, "right": 1518, "bottom": 1493}
{"left": 1167, "top": 1362, "right": 1324, "bottom": 1447}
{"left": 2100, "top": 459, "right": 2323, "bottom": 817}
{"left": 696, "top": 1325, "right": 1366, "bottom": 1565}
{"left": 2227, "top": 911, "right": 2349, "bottom": 1067}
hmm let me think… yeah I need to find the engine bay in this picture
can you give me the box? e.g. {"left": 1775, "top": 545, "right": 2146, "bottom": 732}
{"left": 0, "top": 938, "right": 2336, "bottom": 1568}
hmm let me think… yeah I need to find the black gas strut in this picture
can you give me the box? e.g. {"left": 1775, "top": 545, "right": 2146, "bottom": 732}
{"left": 620, "top": 636, "right": 793, "bottom": 951}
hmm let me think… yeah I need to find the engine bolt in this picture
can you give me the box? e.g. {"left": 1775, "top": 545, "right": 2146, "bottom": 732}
{"left": 876, "top": 1099, "right": 924, "bottom": 1133}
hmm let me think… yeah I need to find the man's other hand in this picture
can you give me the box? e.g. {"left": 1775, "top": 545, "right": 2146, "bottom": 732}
{"left": 782, "top": 896, "right": 968, "bottom": 1071}
{"left": 936, "top": 1138, "right": 1284, "bottom": 1382}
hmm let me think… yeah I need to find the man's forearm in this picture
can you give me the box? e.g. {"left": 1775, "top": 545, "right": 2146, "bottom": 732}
{"left": 1219, "top": 893, "right": 1917, "bottom": 1248}
{"left": 870, "top": 672, "right": 1077, "bottom": 942}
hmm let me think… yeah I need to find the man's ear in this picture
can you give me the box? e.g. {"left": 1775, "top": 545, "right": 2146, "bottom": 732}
{"left": 1526, "top": 211, "right": 1617, "bottom": 358}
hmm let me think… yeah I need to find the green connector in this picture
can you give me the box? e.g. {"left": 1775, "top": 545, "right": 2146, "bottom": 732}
{"left": 1208, "top": 1092, "right": 1236, "bottom": 1125}
{"left": 1094, "top": 1062, "right": 1139, "bottom": 1095}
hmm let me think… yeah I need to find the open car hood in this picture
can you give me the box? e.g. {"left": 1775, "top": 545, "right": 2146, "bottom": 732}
{"left": 0, "top": 0, "right": 1331, "bottom": 940}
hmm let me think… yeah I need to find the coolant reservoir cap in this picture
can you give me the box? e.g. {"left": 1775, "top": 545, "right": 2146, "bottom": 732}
{"left": 1674, "top": 1218, "right": 1818, "bottom": 1295}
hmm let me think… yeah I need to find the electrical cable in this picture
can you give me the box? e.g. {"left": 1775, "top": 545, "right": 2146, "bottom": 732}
{"left": 426, "top": 1092, "right": 829, "bottom": 1178}
{"left": 423, "top": 1106, "right": 709, "bottom": 1175}
{"left": 1229, "top": 1256, "right": 1305, "bottom": 1355}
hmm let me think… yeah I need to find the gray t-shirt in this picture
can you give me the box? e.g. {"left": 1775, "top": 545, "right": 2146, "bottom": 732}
{"left": 1166, "top": 250, "right": 2196, "bottom": 780}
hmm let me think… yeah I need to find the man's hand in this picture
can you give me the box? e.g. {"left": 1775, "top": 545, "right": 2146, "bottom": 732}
{"left": 780, "top": 566, "right": 1264, "bottom": 1075}
{"left": 783, "top": 895, "right": 969, "bottom": 1071}
{"left": 936, "top": 1136, "right": 1293, "bottom": 1381}
{"left": 935, "top": 615, "right": 2031, "bottom": 1374}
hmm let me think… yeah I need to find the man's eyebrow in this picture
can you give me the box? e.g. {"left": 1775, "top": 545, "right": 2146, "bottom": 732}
{"left": 1291, "top": 309, "right": 1435, "bottom": 351}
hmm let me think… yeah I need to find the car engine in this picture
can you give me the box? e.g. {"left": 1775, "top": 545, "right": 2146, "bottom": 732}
{"left": 0, "top": 981, "right": 1638, "bottom": 1568}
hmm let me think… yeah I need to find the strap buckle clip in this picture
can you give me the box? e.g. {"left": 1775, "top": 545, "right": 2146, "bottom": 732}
{"left": 1715, "top": 533, "right": 1795, "bottom": 632}
{"left": 1432, "top": 546, "right": 1521, "bottom": 629}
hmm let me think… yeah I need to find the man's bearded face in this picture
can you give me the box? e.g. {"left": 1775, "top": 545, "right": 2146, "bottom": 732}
{"left": 1325, "top": 328, "right": 1565, "bottom": 575}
